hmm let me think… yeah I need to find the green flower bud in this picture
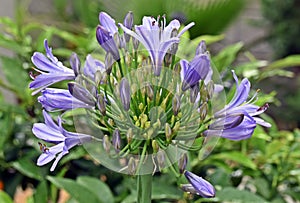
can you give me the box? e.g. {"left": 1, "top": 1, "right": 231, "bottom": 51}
{"left": 152, "top": 140, "right": 159, "bottom": 153}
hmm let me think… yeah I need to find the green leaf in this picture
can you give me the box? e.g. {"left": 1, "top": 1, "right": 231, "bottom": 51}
{"left": 0, "top": 56, "right": 30, "bottom": 99}
{"left": 254, "top": 178, "right": 271, "bottom": 199}
{"left": 34, "top": 181, "right": 48, "bottom": 203}
{"left": 47, "top": 176, "right": 101, "bottom": 203}
{"left": 264, "top": 55, "right": 300, "bottom": 70}
{"left": 76, "top": 176, "right": 114, "bottom": 203}
{"left": 207, "top": 151, "right": 257, "bottom": 170}
{"left": 212, "top": 42, "right": 244, "bottom": 72}
{"left": 0, "top": 111, "right": 13, "bottom": 150}
{"left": 217, "top": 187, "right": 267, "bottom": 202}
{"left": 12, "top": 158, "right": 43, "bottom": 181}
{"left": 0, "top": 191, "right": 13, "bottom": 203}
{"left": 152, "top": 181, "right": 182, "bottom": 200}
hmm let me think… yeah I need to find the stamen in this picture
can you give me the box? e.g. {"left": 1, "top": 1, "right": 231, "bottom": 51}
{"left": 38, "top": 142, "right": 49, "bottom": 153}
{"left": 247, "top": 89, "right": 260, "bottom": 104}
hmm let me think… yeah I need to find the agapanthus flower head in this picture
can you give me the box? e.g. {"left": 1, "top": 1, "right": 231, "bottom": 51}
{"left": 183, "top": 171, "right": 215, "bottom": 198}
{"left": 119, "top": 15, "right": 194, "bottom": 76}
{"left": 30, "top": 12, "right": 272, "bottom": 202}
{"left": 33, "top": 110, "right": 92, "bottom": 171}
{"left": 29, "top": 40, "right": 75, "bottom": 94}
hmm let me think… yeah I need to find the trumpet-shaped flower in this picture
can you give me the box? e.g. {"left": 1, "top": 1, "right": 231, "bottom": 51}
{"left": 29, "top": 40, "right": 75, "bottom": 94}
{"left": 119, "top": 16, "right": 194, "bottom": 76}
{"left": 33, "top": 110, "right": 92, "bottom": 171}
{"left": 204, "top": 71, "right": 271, "bottom": 140}
{"left": 38, "top": 88, "right": 94, "bottom": 111}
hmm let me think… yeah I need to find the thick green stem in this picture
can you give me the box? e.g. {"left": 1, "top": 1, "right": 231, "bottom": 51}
{"left": 137, "top": 174, "right": 152, "bottom": 203}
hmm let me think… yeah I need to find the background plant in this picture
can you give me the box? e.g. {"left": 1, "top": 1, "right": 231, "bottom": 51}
{"left": 0, "top": 0, "right": 299, "bottom": 202}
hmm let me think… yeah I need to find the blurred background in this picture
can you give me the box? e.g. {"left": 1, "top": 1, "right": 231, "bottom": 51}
{"left": 0, "top": 0, "right": 299, "bottom": 202}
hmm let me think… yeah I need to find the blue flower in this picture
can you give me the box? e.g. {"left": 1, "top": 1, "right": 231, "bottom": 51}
{"left": 96, "top": 12, "right": 120, "bottom": 61}
{"left": 33, "top": 110, "right": 92, "bottom": 171}
{"left": 38, "top": 88, "right": 94, "bottom": 111}
{"left": 204, "top": 71, "right": 271, "bottom": 140}
{"left": 180, "top": 54, "right": 211, "bottom": 91}
{"left": 83, "top": 54, "right": 106, "bottom": 80}
{"left": 29, "top": 40, "right": 75, "bottom": 95}
{"left": 182, "top": 171, "right": 215, "bottom": 198}
{"left": 119, "top": 16, "right": 194, "bottom": 76}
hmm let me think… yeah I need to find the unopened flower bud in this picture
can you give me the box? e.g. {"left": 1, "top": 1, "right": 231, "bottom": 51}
{"left": 97, "top": 93, "right": 106, "bottom": 116}
{"left": 169, "top": 28, "right": 179, "bottom": 54}
{"left": 112, "top": 129, "right": 121, "bottom": 152}
{"left": 103, "top": 135, "right": 111, "bottom": 153}
{"left": 165, "top": 123, "right": 172, "bottom": 142}
{"left": 183, "top": 171, "right": 215, "bottom": 198}
{"left": 128, "top": 157, "right": 136, "bottom": 175}
{"left": 125, "top": 52, "right": 132, "bottom": 66}
{"left": 153, "top": 119, "right": 161, "bottom": 129}
{"left": 172, "top": 94, "right": 181, "bottom": 116}
{"left": 145, "top": 84, "right": 154, "bottom": 100}
{"left": 94, "top": 70, "right": 103, "bottom": 85}
{"left": 173, "top": 121, "right": 180, "bottom": 132}
{"left": 70, "top": 53, "right": 80, "bottom": 77}
{"left": 68, "top": 82, "right": 95, "bottom": 106}
{"left": 138, "top": 103, "right": 144, "bottom": 112}
{"left": 116, "top": 34, "right": 126, "bottom": 49}
{"left": 178, "top": 153, "right": 188, "bottom": 174}
{"left": 196, "top": 40, "right": 207, "bottom": 55}
{"left": 199, "top": 102, "right": 208, "bottom": 120}
{"left": 105, "top": 52, "right": 114, "bottom": 74}
{"left": 165, "top": 53, "right": 173, "bottom": 67}
{"left": 123, "top": 11, "right": 134, "bottom": 42}
{"left": 119, "top": 78, "right": 131, "bottom": 111}
{"left": 190, "top": 84, "right": 199, "bottom": 103}
{"left": 127, "top": 128, "right": 133, "bottom": 143}
{"left": 157, "top": 150, "right": 165, "bottom": 169}
{"left": 152, "top": 140, "right": 159, "bottom": 153}
{"left": 132, "top": 37, "right": 139, "bottom": 50}
{"left": 174, "top": 63, "right": 181, "bottom": 74}
{"left": 96, "top": 26, "right": 120, "bottom": 61}
{"left": 206, "top": 80, "right": 214, "bottom": 99}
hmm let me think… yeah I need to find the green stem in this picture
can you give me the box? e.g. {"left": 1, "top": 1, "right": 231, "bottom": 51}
{"left": 137, "top": 174, "right": 152, "bottom": 203}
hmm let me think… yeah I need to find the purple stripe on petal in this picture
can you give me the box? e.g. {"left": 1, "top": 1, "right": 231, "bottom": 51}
{"left": 184, "top": 171, "right": 215, "bottom": 198}
{"left": 32, "top": 123, "right": 64, "bottom": 142}
{"left": 99, "top": 12, "right": 118, "bottom": 35}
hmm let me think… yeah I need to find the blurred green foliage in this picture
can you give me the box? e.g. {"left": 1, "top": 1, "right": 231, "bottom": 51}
{"left": 0, "top": 0, "right": 300, "bottom": 202}
{"left": 261, "top": 0, "right": 300, "bottom": 58}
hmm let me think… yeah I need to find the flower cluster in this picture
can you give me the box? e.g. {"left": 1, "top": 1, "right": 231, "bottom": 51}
{"left": 30, "top": 11, "right": 270, "bottom": 198}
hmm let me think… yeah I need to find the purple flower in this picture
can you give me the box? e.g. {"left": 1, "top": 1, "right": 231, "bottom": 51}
{"left": 119, "top": 16, "right": 194, "bottom": 76}
{"left": 182, "top": 171, "right": 215, "bottom": 198}
{"left": 204, "top": 113, "right": 257, "bottom": 141}
{"left": 29, "top": 40, "right": 75, "bottom": 95}
{"left": 180, "top": 54, "right": 210, "bottom": 91}
{"left": 83, "top": 54, "right": 105, "bottom": 80}
{"left": 38, "top": 88, "right": 94, "bottom": 111}
{"left": 33, "top": 110, "right": 92, "bottom": 171}
{"left": 96, "top": 12, "right": 120, "bottom": 61}
{"left": 204, "top": 71, "right": 271, "bottom": 140}
{"left": 119, "top": 78, "right": 131, "bottom": 111}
